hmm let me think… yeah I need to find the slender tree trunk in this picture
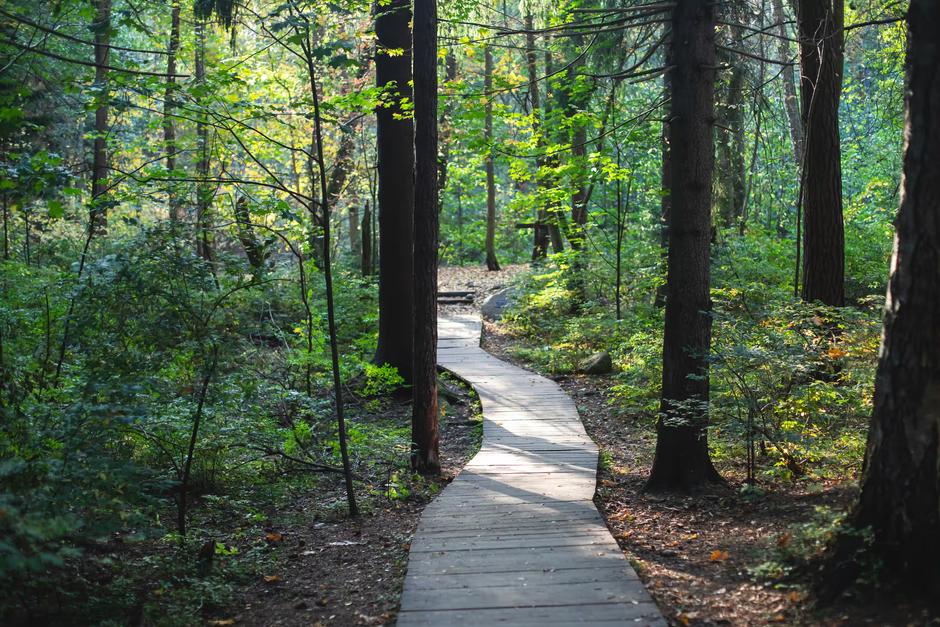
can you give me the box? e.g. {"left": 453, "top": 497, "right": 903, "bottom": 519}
{"left": 647, "top": 0, "right": 722, "bottom": 492}
{"left": 825, "top": 0, "right": 940, "bottom": 593}
{"left": 90, "top": 0, "right": 110, "bottom": 233}
{"left": 542, "top": 48, "right": 564, "bottom": 255}
{"left": 525, "top": 11, "right": 549, "bottom": 260}
{"left": 195, "top": 19, "right": 213, "bottom": 262}
{"left": 774, "top": 0, "right": 803, "bottom": 165}
{"left": 299, "top": 24, "right": 359, "bottom": 517}
{"left": 716, "top": 39, "right": 746, "bottom": 229}
{"left": 411, "top": 0, "right": 440, "bottom": 475}
{"left": 361, "top": 201, "right": 372, "bottom": 276}
{"left": 164, "top": 0, "right": 182, "bottom": 222}
{"left": 373, "top": 0, "right": 415, "bottom": 383}
{"left": 797, "top": 0, "right": 845, "bottom": 306}
{"left": 438, "top": 50, "right": 457, "bottom": 201}
{"left": 484, "top": 45, "right": 500, "bottom": 271}
{"left": 348, "top": 204, "right": 360, "bottom": 259}
{"left": 655, "top": 28, "right": 672, "bottom": 309}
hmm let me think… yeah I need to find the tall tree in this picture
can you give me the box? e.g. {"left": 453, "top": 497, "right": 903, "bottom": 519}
{"left": 524, "top": 9, "right": 549, "bottom": 260}
{"left": 647, "top": 0, "right": 722, "bottom": 492}
{"left": 373, "top": 0, "right": 415, "bottom": 383}
{"left": 484, "top": 45, "right": 500, "bottom": 272}
{"left": 715, "top": 7, "right": 746, "bottom": 230}
{"left": 194, "top": 17, "right": 213, "bottom": 262}
{"left": 797, "top": 0, "right": 845, "bottom": 306}
{"left": 773, "top": 0, "right": 803, "bottom": 165}
{"left": 824, "top": 0, "right": 940, "bottom": 593}
{"left": 411, "top": 0, "right": 440, "bottom": 474}
{"left": 164, "top": 0, "right": 182, "bottom": 222}
{"left": 90, "top": 0, "right": 110, "bottom": 233}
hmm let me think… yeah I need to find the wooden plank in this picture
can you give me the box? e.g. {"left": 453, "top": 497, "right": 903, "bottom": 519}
{"left": 396, "top": 314, "right": 663, "bottom": 626}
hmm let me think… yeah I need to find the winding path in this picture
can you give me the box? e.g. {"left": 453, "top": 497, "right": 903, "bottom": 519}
{"left": 397, "top": 315, "right": 665, "bottom": 626}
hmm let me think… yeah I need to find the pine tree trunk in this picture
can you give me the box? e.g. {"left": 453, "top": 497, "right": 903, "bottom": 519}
{"left": 412, "top": 0, "right": 440, "bottom": 475}
{"left": 655, "top": 28, "right": 672, "bottom": 309}
{"left": 647, "top": 0, "right": 722, "bottom": 492}
{"left": 797, "top": 0, "right": 845, "bottom": 306}
{"left": 373, "top": 0, "right": 415, "bottom": 383}
{"left": 90, "top": 0, "right": 110, "bottom": 233}
{"left": 830, "top": 0, "right": 940, "bottom": 591}
{"left": 164, "top": 0, "right": 181, "bottom": 222}
{"left": 484, "top": 45, "right": 500, "bottom": 272}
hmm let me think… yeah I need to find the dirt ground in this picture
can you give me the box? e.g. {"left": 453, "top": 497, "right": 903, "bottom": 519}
{"left": 228, "top": 383, "right": 482, "bottom": 626}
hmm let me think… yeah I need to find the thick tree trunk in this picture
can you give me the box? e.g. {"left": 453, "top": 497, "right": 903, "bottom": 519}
{"left": 164, "top": 0, "right": 181, "bottom": 222}
{"left": 797, "top": 0, "right": 845, "bottom": 306}
{"left": 90, "top": 0, "right": 110, "bottom": 233}
{"left": 484, "top": 45, "right": 500, "bottom": 272}
{"left": 828, "top": 0, "right": 940, "bottom": 592}
{"left": 774, "top": 0, "right": 803, "bottom": 165}
{"left": 647, "top": 0, "right": 722, "bottom": 492}
{"left": 373, "top": 0, "right": 415, "bottom": 383}
{"left": 412, "top": 0, "right": 440, "bottom": 475}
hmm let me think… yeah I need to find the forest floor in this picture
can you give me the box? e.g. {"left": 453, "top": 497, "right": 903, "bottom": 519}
{"left": 228, "top": 378, "right": 482, "bottom": 626}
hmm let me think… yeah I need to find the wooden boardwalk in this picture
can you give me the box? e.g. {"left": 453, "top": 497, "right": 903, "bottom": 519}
{"left": 397, "top": 315, "right": 665, "bottom": 626}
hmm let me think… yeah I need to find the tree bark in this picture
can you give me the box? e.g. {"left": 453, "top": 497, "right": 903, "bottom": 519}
{"left": 361, "top": 201, "right": 372, "bottom": 277}
{"left": 234, "top": 196, "right": 265, "bottom": 272}
{"left": 647, "top": 0, "right": 722, "bottom": 492}
{"left": 655, "top": 26, "right": 672, "bottom": 309}
{"left": 411, "top": 0, "right": 440, "bottom": 475}
{"left": 195, "top": 19, "right": 213, "bottom": 262}
{"left": 164, "top": 0, "right": 182, "bottom": 222}
{"left": 716, "top": 23, "right": 746, "bottom": 230}
{"left": 525, "top": 10, "right": 549, "bottom": 260}
{"left": 827, "top": 0, "right": 940, "bottom": 592}
{"left": 90, "top": 0, "right": 110, "bottom": 233}
{"left": 373, "top": 0, "right": 415, "bottom": 383}
{"left": 774, "top": 0, "right": 803, "bottom": 165}
{"left": 484, "top": 45, "right": 500, "bottom": 272}
{"left": 797, "top": 0, "right": 845, "bottom": 306}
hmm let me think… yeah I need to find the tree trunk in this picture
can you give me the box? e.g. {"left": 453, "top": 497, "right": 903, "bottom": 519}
{"left": 647, "top": 0, "right": 722, "bottom": 492}
{"left": 525, "top": 11, "right": 549, "bottom": 260}
{"left": 348, "top": 204, "right": 361, "bottom": 259}
{"left": 654, "top": 26, "right": 672, "bottom": 309}
{"left": 90, "top": 0, "right": 110, "bottom": 233}
{"left": 412, "top": 0, "right": 440, "bottom": 475}
{"left": 484, "top": 46, "right": 500, "bottom": 272}
{"left": 195, "top": 19, "right": 213, "bottom": 262}
{"left": 716, "top": 39, "right": 746, "bottom": 230}
{"left": 373, "top": 0, "right": 415, "bottom": 383}
{"left": 797, "top": 0, "right": 845, "bottom": 306}
{"left": 234, "top": 196, "right": 265, "bottom": 272}
{"left": 361, "top": 201, "right": 372, "bottom": 276}
{"left": 826, "top": 0, "right": 940, "bottom": 593}
{"left": 164, "top": 0, "right": 182, "bottom": 222}
{"left": 774, "top": 0, "right": 803, "bottom": 165}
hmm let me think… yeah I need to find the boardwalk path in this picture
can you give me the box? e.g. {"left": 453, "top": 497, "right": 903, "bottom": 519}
{"left": 397, "top": 315, "right": 665, "bottom": 626}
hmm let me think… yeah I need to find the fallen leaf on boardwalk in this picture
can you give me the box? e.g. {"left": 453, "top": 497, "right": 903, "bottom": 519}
{"left": 709, "top": 550, "right": 730, "bottom": 562}
{"left": 263, "top": 575, "right": 282, "bottom": 583}
{"left": 265, "top": 532, "right": 283, "bottom": 542}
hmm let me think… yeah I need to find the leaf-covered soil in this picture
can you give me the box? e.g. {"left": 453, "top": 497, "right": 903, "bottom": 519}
{"left": 477, "top": 310, "right": 936, "bottom": 627}
{"left": 222, "top": 384, "right": 482, "bottom": 626}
